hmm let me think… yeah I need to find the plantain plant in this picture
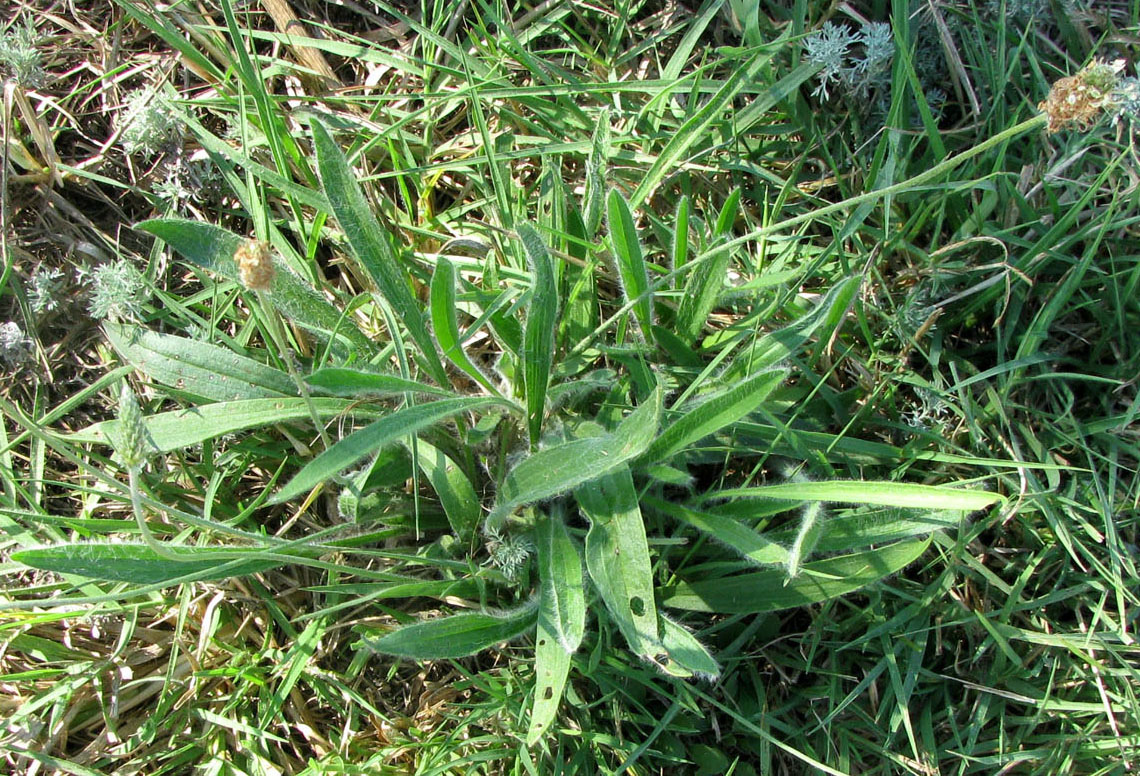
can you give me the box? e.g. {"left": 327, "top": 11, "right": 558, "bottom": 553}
{"left": 13, "top": 118, "right": 1001, "bottom": 744}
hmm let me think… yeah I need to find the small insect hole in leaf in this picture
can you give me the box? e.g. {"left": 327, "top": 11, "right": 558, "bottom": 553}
{"left": 543, "top": 687, "right": 554, "bottom": 699}
{"left": 629, "top": 596, "right": 645, "bottom": 616}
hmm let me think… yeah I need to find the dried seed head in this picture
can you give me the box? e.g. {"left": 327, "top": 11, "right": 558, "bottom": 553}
{"left": 1039, "top": 59, "right": 1126, "bottom": 133}
{"left": 235, "top": 239, "right": 274, "bottom": 292}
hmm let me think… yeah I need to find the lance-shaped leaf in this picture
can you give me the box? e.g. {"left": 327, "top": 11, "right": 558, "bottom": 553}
{"left": 661, "top": 537, "right": 931, "bottom": 613}
{"left": 723, "top": 276, "right": 859, "bottom": 381}
{"left": 675, "top": 191, "right": 738, "bottom": 344}
{"left": 429, "top": 257, "right": 500, "bottom": 396}
{"left": 519, "top": 223, "right": 558, "bottom": 448}
{"left": 310, "top": 119, "right": 448, "bottom": 385}
{"left": 136, "top": 219, "right": 373, "bottom": 354}
{"left": 306, "top": 367, "right": 454, "bottom": 398}
{"left": 701, "top": 481, "right": 1002, "bottom": 512}
{"left": 408, "top": 439, "right": 481, "bottom": 543}
{"left": 70, "top": 397, "right": 376, "bottom": 454}
{"left": 270, "top": 397, "right": 504, "bottom": 504}
{"left": 359, "top": 601, "right": 538, "bottom": 660}
{"left": 645, "top": 497, "right": 788, "bottom": 567}
{"left": 486, "top": 386, "right": 662, "bottom": 530}
{"left": 638, "top": 369, "right": 787, "bottom": 466}
{"left": 528, "top": 511, "right": 586, "bottom": 744}
{"left": 576, "top": 466, "right": 661, "bottom": 658}
{"left": 659, "top": 614, "right": 720, "bottom": 680}
{"left": 535, "top": 511, "right": 586, "bottom": 652}
{"left": 12, "top": 543, "right": 283, "bottom": 585}
{"left": 105, "top": 322, "right": 296, "bottom": 401}
{"left": 607, "top": 189, "right": 653, "bottom": 340}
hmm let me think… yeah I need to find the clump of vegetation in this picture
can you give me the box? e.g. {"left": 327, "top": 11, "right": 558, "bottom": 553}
{"left": 1, "top": 2, "right": 1137, "bottom": 774}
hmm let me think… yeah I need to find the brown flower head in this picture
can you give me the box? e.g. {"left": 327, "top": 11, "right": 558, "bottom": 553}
{"left": 235, "top": 239, "right": 274, "bottom": 292}
{"left": 1039, "top": 59, "right": 1126, "bottom": 133}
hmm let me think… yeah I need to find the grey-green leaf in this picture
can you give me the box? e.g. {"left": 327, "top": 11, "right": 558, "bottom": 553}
{"left": 306, "top": 367, "right": 454, "bottom": 398}
{"left": 520, "top": 223, "right": 558, "bottom": 448}
{"left": 724, "top": 276, "right": 859, "bottom": 380}
{"left": 486, "top": 386, "right": 662, "bottom": 530}
{"left": 535, "top": 511, "right": 586, "bottom": 653}
{"left": 607, "top": 188, "right": 653, "bottom": 339}
{"left": 661, "top": 537, "right": 931, "bottom": 613}
{"left": 310, "top": 119, "right": 447, "bottom": 385}
{"left": 104, "top": 322, "right": 296, "bottom": 401}
{"left": 136, "top": 219, "right": 373, "bottom": 354}
{"left": 646, "top": 497, "right": 788, "bottom": 567}
{"left": 12, "top": 543, "right": 282, "bottom": 585}
{"left": 70, "top": 397, "right": 374, "bottom": 454}
{"left": 429, "top": 257, "right": 500, "bottom": 396}
{"left": 639, "top": 369, "right": 787, "bottom": 466}
{"left": 271, "top": 397, "right": 504, "bottom": 504}
{"left": 577, "top": 467, "right": 660, "bottom": 658}
{"left": 528, "top": 511, "right": 585, "bottom": 745}
{"left": 359, "top": 602, "right": 538, "bottom": 660}
{"left": 659, "top": 614, "right": 720, "bottom": 680}
{"left": 704, "top": 481, "right": 1002, "bottom": 512}
{"left": 410, "top": 439, "right": 481, "bottom": 543}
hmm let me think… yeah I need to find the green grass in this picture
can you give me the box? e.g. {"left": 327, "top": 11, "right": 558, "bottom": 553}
{"left": 2, "top": 1, "right": 1139, "bottom": 774}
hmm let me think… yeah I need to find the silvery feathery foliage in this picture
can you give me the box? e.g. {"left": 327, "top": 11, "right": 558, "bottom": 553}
{"left": 855, "top": 22, "right": 894, "bottom": 77}
{"left": 0, "top": 21, "right": 44, "bottom": 87}
{"left": 0, "top": 322, "right": 32, "bottom": 366}
{"left": 803, "top": 22, "right": 859, "bottom": 100}
{"left": 86, "top": 260, "right": 149, "bottom": 322}
{"left": 29, "top": 267, "right": 65, "bottom": 314}
{"left": 119, "top": 88, "right": 179, "bottom": 156}
{"left": 1113, "top": 77, "right": 1140, "bottom": 128}
{"left": 487, "top": 530, "right": 535, "bottom": 580}
{"left": 804, "top": 21, "right": 896, "bottom": 100}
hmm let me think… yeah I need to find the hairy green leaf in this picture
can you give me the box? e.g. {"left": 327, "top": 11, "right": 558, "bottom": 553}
{"left": 520, "top": 223, "right": 558, "bottom": 448}
{"left": 486, "top": 386, "right": 662, "bottom": 530}
{"left": 661, "top": 537, "right": 932, "bottom": 613}
{"left": 12, "top": 543, "right": 282, "bottom": 585}
{"left": 310, "top": 119, "right": 447, "bottom": 384}
{"left": 271, "top": 397, "right": 505, "bottom": 504}
{"left": 359, "top": 602, "right": 538, "bottom": 659}
{"left": 577, "top": 467, "right": 660, "bottom": 658}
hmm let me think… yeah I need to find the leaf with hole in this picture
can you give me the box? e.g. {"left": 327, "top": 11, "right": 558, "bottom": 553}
{"left": 576, "top": 467, "right": 661, "bottom": 659}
